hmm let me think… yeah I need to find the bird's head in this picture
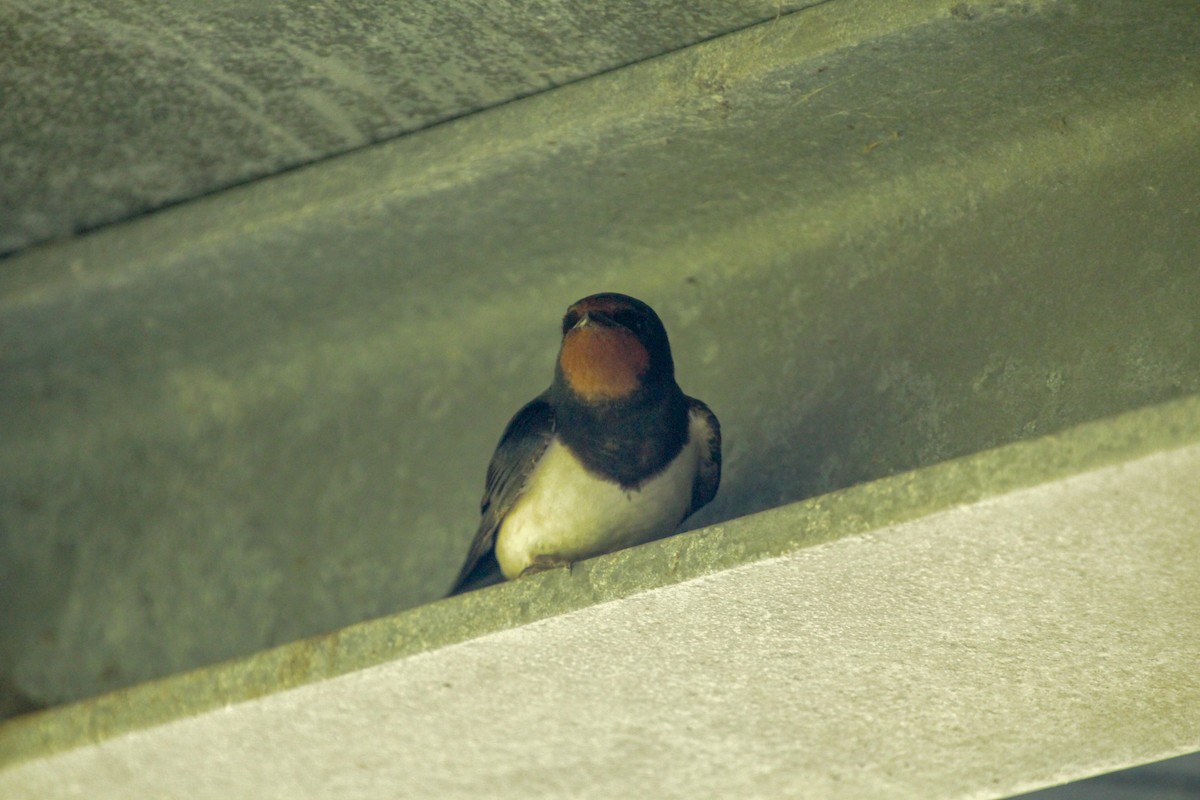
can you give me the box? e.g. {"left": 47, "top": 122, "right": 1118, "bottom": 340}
{"left": 555, "top": 292, "right": 676, "bottom": 403}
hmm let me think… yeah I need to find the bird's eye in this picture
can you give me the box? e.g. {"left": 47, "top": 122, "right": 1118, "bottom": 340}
{"left": 612, "top": 310, "right": 643, "bottom": 332}
{"left": 562, "top": 311, "right": 580, "bottom": 334}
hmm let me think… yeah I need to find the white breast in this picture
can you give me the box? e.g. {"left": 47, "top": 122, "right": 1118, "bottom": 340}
{"left": 494, "top": 422, "right": 704, "bottom": 579}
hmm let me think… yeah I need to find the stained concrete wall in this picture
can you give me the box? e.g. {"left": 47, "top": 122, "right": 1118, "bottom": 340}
{"left": 0, "top": 0, "right": 813, "bottom": 254}
{"left": 2, "top": 0, "right": 1199, "bottom": 736}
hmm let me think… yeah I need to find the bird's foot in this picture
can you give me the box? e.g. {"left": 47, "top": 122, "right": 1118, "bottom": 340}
{"left": 520, "top": 554, "right": 573, "bottom": 578}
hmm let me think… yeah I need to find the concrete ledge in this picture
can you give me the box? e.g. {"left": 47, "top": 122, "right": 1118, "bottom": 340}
{"left": 1, "top": 394, "right": 1198, "bottom": 796}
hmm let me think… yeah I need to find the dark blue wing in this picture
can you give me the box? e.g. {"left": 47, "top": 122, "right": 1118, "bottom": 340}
{"left": 685, "top": 396, "right": 721, "bottom": 517}
{"left": 447, "top": 394, "right": 555, "bottom": 595}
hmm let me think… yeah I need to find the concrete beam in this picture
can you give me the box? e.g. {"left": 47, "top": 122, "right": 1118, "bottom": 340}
{"left": 0, "top": 0, "right": 815, "bottom": 254}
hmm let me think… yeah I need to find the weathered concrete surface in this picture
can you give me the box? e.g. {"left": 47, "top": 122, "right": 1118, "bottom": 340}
{"left": 1, "top": 405, "right": 1197, "bottom": 798}
{"left": 2, "top": 0, "right": 1199, "bottom": 714}
{"left": 0, "top": 0, "right": 815, "bottom": 254}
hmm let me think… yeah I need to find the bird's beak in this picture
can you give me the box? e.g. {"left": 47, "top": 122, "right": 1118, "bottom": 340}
{"left": 574, "top": 312, "right": 592, "bottom": 329}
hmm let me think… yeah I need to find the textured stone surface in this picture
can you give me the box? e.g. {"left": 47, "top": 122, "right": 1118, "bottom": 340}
{"left": 1, "top": 0, "right": 1199, "bottom": 712}
{"left": 0, "top": 0, "right": 814, "bottom": 254}
{"left": 2, "top": 437, "right": 1197, "bottom": 798}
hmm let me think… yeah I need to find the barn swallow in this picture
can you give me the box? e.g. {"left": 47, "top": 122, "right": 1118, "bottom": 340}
{"left": 448, "top": 292, "right": 721, "bottom": 595}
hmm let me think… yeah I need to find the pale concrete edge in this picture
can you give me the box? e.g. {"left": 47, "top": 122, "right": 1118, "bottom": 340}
{"left": 1, "top": 392, "right": 1196, "bottom": 770}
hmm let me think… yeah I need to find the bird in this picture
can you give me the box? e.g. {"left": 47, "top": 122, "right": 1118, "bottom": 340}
{"left": 448, "top": 292, "right": 721, "bottom": 595}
